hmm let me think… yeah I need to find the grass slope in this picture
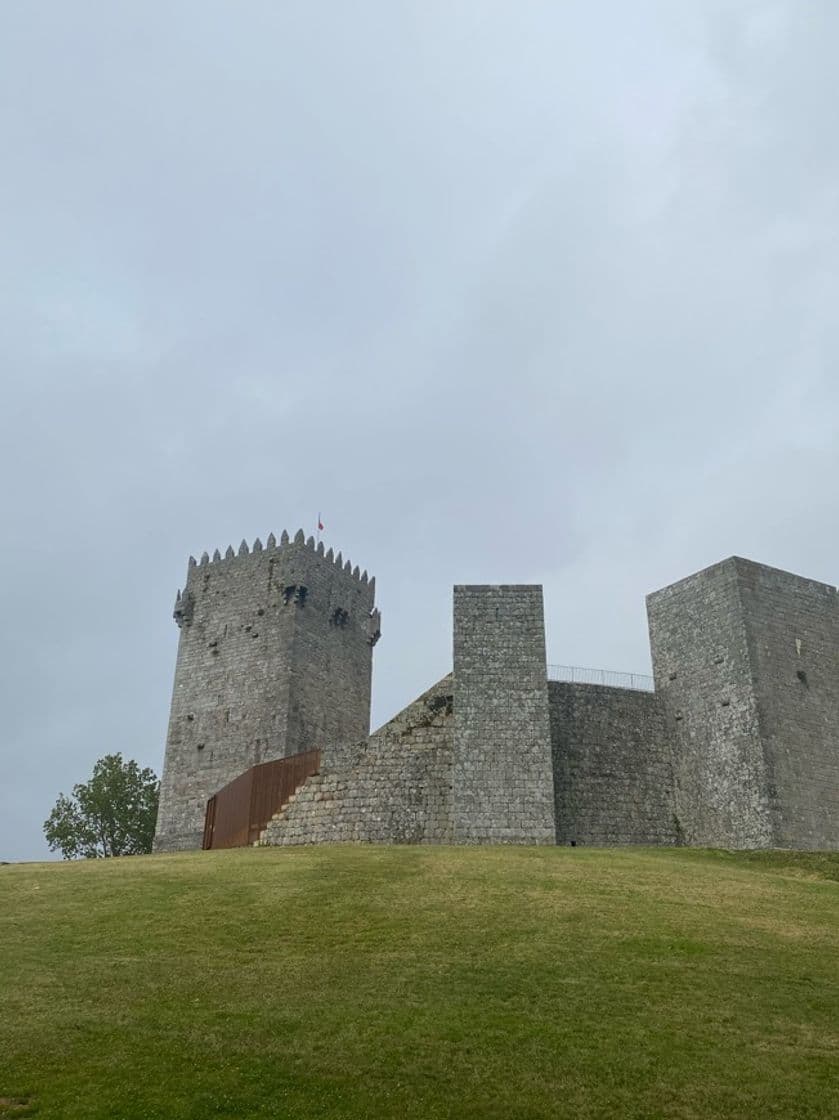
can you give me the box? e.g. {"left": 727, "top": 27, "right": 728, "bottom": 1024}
{"left": 2, "top": 846, "right": 838, "bottom": 1120}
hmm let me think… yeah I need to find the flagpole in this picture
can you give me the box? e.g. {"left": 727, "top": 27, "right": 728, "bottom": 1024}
{"left": 316, "top": 512, "right": 321, "bottom": 548}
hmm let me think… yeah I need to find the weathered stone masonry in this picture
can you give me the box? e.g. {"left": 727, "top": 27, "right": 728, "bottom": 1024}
{"left": 154, "top": 530, "right": 378, "bottom": 852}
{"left": 453, "top": 586, "right": 555, "bottom": 844}
{"left": 549, "top": 683, "right": 677, "bottom": 847}
{"left": 156, "top": 545, "right": 839, "bottom": 852}
{"left": 260, "top": 676, "right": 454, "bottom": 847}
{"left": 648, "top": 557, "right": 839, "bottom": 850}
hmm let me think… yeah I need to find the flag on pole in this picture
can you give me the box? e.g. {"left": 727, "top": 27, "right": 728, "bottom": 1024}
{"left": 318, "top": 514, "right": 324, "bottom": 531}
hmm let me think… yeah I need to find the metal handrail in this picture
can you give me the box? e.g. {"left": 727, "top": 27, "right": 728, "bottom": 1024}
{"left": 547, "top": 664, "right": 654, "bottom": 692}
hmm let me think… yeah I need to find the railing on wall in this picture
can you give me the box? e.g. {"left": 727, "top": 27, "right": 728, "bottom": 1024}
{"left": 547, "top": 664, "right": 655, "bottom": 693}
{"left": 203, "top": 748, "right": 321, "bottom": 850}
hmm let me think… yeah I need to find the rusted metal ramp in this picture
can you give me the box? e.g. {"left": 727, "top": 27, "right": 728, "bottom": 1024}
{"left": 202, "top": 749, "right": 321, "bottom": 849}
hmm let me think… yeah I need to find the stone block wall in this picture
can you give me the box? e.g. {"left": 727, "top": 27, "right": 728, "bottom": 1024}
{"left": 259, "top": 676, "right": 454, "bottom": 846}
{"left": 154, "top": 531, "right": 377, "bottom": 852}
{"left": 549, "top": 682, "right": 678, "bottom": 845}
{"left": 452, "top": 586, "right": 555, "bottom": 844}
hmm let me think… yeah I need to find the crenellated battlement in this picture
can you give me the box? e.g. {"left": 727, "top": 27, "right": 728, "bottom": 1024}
{"left": 184, "top": 528, "right": 372, "bottom": 589}
{"left": 174, "top": 528, "right": 376, "bottom": 630}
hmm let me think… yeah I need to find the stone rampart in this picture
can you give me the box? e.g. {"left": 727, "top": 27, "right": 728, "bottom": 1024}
{"left": 259, "top": 676, "right": 454, "bottom": 846}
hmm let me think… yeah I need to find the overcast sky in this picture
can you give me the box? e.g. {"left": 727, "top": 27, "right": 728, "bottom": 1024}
{"left": 2, "top": 1, "right": 837, "bottom": 861}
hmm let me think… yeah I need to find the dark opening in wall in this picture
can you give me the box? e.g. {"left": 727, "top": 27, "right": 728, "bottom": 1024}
{"left": 796, "top": 669, "right": 809, "bottom": 688}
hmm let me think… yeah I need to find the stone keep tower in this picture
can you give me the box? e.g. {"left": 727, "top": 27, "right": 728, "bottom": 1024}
{"left": 154, "top": 530, "right": 380, "bottom": 852}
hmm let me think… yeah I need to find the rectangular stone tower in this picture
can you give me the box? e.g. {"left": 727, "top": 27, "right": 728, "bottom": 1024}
{"left": 452, "top": 585, "right": 555, "bottom": 843}
{"left": 154, "top": 531, "right": 380, "bottom": 852}
{"left": 648, "top": 556, "right": 839, "bottom": 849}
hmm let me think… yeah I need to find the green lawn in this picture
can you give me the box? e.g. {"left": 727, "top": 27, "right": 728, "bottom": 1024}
{"left": 2, "top": 846, "right": 838, "bottom": 1119}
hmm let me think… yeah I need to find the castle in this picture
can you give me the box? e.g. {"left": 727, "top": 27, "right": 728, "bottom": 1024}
{"left": 154, "top": 532, "right": 839, "bottom": 852}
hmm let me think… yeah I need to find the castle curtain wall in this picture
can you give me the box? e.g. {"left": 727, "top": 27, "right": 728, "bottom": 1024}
{"left": 259, "top": 676, "right": 455, "bottom": 846}
{"left": 549, "top": 682, "right": 678, "bottom": 846}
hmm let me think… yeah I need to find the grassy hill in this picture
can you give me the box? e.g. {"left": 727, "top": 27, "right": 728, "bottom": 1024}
{"left": 2, "top": 846, "right": 838, "bottom": 1120}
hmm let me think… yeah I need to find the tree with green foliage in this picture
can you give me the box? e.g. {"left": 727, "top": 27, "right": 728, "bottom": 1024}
{"left": 44, "top": 753, "right": 160, "bottom": 859}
